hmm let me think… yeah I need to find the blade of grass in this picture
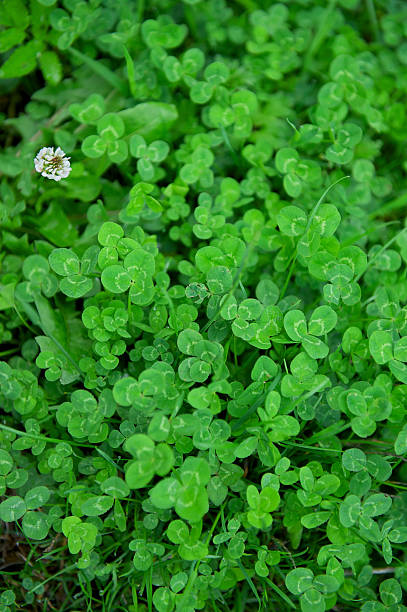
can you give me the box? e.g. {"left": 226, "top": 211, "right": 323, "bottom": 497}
{"left": 67, "top": 47, "right": 128, "bottom": 95}
{"left": 365, "top": 0, "right": 379, "bottom": 41}
{"left": 280, "top": 175, "right": 350, "bottom": 299}
{"left": 369, "top": 191, "right": 407, "bottom": 220}
{"left": 263, "top": 577, "right": 297, "bottom": 610}
{"left": 355, "top": 226, "right": 407, "bottom": 282}
{"left": 235, "top": 558, "right": 262, "bottom": 609}
{"left": 303, "top": 0, "right": 338, "bottom": 71}
{"left": 122, "top": 45, "right": 138, "bottom": 99}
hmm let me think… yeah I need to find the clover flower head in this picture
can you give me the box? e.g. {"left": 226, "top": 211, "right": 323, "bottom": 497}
{"left": 34, "top": 146, "right": 72, "bottom": 181}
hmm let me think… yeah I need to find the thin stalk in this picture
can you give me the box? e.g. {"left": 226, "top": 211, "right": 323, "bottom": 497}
{"left": 369, "top": 191, "right": 407, "bottom": 220}
{"left": 279, "top": 176, "right": 350, "bottom": 299}
{"left": 355, "top": 226, "right": 407, "bottom": 282}
{"left": 179, "top": 505, "right": 224, "bottom": 606}
{"left": 122, "top": 46, "right": 138, "bottom": 99}
{"left": 202, "top": 242, "right": 253, "bottom": 333}
{"left": 235, "top": 558, "right": 262, "bottom": 608}
{"left": 0, "top": 422, "right": 121, "bottom": 473}
{"left": 365, "top": 0, "right": 380, "bottom": 41}
{"left": 303, "top": 0, "right": 338, "bottom": 71}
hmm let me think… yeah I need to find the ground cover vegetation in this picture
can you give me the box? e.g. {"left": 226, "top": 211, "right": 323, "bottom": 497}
{"left": 1, "top": 0, "right": 407, "bottom": 610}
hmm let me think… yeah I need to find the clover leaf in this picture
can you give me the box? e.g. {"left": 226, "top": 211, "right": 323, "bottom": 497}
{"left": 284, "top": 306, "right": 337, "bottom": 359}
{"left": 82, "top": 113, "right": 128, "bottom": 163}
{"left": 246, "top": 484, "right": 280, "bottom": 529}
{"left": 150, "top": 457, "right": 210, "bottom": 523}
{"left": 69, "top": 93, "right": 105, "bottom": 124}
{"left": 286, "top": 567, "right": 340, "bottom": 612}
{"left": 49, "top": 248, "right": 93, "bottom": 298}
{"left": 369, "top": 331, "right": 407, "bottom": 384}
{"left": 275, "top": 148, "right": 322, "bottom": 197}
{"left": 124, "top": 433, "right": 174, "bottom": 489}
{"left": 130, "top": 134, "right": 169, "bottom": 181}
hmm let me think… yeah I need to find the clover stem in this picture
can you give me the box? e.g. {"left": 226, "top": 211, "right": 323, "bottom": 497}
{"left": 342, "top": 220, "right": 399, "bottom": 248}
{"left": 369, "top": 191, "right": 407, "bottom": 220}
{"left": 286, "top": 118, "right": 299, "bottom": 134}
{"left": 47, "top": 330, "right": 84, "bottom": 378}
{"left": 220, "top": 125, "right": 235, "bottom": 154}
{"left": 127, "top": 289, "right": 132, "bottom": 323}
{"left": 202, "top": 241, "right": 253, "bottom": 333}
{"left": 12, "top": 300, "right": 37, "bottom": 335}
{"left": 232, "top": 371, "right": 281, "bottom": 433}
{"left": 0, "top": 423, "right": 93, "bottom": 448}
{"left": 220, "top": 125, "right": 242, "bottom": 168}
{"left": 223, "top": 334, "right": 232, "bottom": 361}
{"left": 280, "top": 176, "right": 350, "bottom": 300}
{"left": 180, "top": 504, "right": 225, "bottom": 606}
{"left": 279, "top": 252, "right": 297, "bottom": 301}
{"left": 355, "top": 226, "right": 407, "bottom": 283}
{"left": 146, "top": 566, "right": 153, "bottom": 612}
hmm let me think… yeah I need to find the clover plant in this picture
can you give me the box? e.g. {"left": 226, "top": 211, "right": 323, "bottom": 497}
{"left": 1, "top": 0, "right": 407, "bottom": 610}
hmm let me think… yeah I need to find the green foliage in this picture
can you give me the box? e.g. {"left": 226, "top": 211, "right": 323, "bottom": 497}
{"left": 1, "top": 0, "right": 407, "bottom": 610}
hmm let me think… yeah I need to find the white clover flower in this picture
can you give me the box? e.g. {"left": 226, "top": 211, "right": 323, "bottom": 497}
{"left": 34, "top": 146, "right": 72, "bottom": 181}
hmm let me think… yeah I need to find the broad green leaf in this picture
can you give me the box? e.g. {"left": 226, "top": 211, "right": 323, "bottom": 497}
{"left": 98, "top": 222, "right": 124, "bottom": 247}
{"left": 300, "top": 467, "right": 315, "bottom": 492}
{"left": 70, "top": 93, "right": 105, "bottom": 123}
{"left": 0, "top": 40, "right": 42, "bottom": 78}
{"left": 119, "top": 102, "right": 178, "bottom": 141}
{"left": 206, "top": 266, "right": 233, "bottom": 294}
{"left": 150, "top": 478, "right": 181, "bottom": 510}
{"left": 251, "top": 355, "right": 277, "bottom": 382}
{"left": 81, "top": 135, "right": 107, "bottom": 158}
{"left": 389, "top": 359, "right": 407, "bottom": 384}
{"left": 395, "top": 425, "right": 407, "bottom": 455}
